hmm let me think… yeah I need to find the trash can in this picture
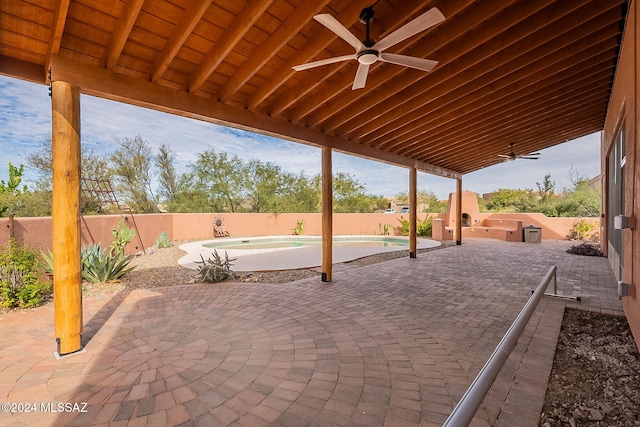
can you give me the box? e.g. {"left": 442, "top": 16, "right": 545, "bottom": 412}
{"left": 523, "top": 224, "right": 542, "bottom": 243}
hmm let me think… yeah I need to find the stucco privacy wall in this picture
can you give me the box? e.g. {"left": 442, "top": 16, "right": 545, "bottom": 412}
{"left": 1, "top": 212, "right": 599, "bottom": 253}
{"left": 602, "top": 0, "right": 639, "bottom": 347}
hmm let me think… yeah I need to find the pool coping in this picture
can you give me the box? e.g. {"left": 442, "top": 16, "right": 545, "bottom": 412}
{"left": 178, "top": 235, "right": 441, "bottom": 271}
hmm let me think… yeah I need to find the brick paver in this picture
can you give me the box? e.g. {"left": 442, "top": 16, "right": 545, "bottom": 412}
{"left": 0, "top": 239, "right": 621, "bottom": 426}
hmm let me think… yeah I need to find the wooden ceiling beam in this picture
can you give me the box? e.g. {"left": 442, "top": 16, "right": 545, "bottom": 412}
{"left": 387, "top": 47, "right": 616, "bottom": 154}
{"left": 49, "top": 55, "right": 459, "bottom": 179}
{"left": 0, "top": 55, "right": 47, "bottom": 84}
{"left": 396, "top": 62, "right": 614, "bottom": 157}
{"left": 264, "top": 0, "right": 457, "bottom": 116}
{"left": 247, "top": 0, "right": 374, "bottom": 110}
{"left": 456, "top": 124, "right": 603, "bottom": 174}
{"left": 102, "top": 0, "right": 145, "bottom": 70}
{"left": 402, "top": 78, "right": 612, "bottom": 163}
{"left": 425, "top": 93, "right": 607, "bottom": 159}
{"left": 308, "top": 0, "right": 559, "bottom": 132}
{"left": 414, "top": 93, "right": 606, "bottom": 160}
{"left": 185, "top": 0, "right": 275, "bottom": 93}
{"left": 422, "top": 89, "right": 609, "bottom": 167}
{"left": 289, "top": 0, "right": 490, "bottom": 125}
{"left": 358, "top": 9, "right": 621, "bottom": 149}
{"left": 448, "top": 112, "right": 604, "bottom": 172}
{"left": 44, "top": 0, "right": 71, "bottom": 81}
{"left": 217, "top": 1, "right": 330, "bottom": 103}
{"left": 333, "top": 2, "right": 617, "bottom": 138}
{"left": 378, "top": 38, "right": 614, "bottom": 160}
{"left": 149, "top": 0, "right": 212, "bottom": 83}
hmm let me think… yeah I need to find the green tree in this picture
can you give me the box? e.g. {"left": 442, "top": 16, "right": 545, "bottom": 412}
{"left": 395, "top": 190, "right": 447, "bottom": 213}
{"left": 243, "top": 159, "right": 288, "bottom": 213}
{"left": 155, "top": 144, "right": 180, "bottom": 204}
{"left": 332, "top": 172, "right": 378, "bottom": 213}
{"left": 110, "top": 135, "right": 158, "bottom": 213}
{"left": 0, "top": 163, "right": 30, "bottom": 217}
{"left": 485, "top": 188, "right": 537, "bottom": 212}
{"left": 25, "top": 137, "right": 111, "bottom": 215}
{"left": 25, "top": 137, "right": 111, "bottom": 191}
{"left": 536, "top": 173, "right": 555, "bottom": 203}
{"left": 182, "top": 149, "right": 245, "bottom": 212}
{"left": 554, "top": 178, "right": 600, "bottom": 217}
{"left": 281, "top": 173, "right": 320, "bottom": 213}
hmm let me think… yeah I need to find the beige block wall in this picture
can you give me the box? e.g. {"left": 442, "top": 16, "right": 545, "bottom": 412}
{"left": 1, "top": 212, "right": 601, "bottom": 253}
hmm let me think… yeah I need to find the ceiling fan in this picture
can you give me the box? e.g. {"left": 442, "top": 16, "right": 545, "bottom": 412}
{"left": 292, "top": 6, "right": 445, "bottom": 90}
{"left": 498, "top": 142, "right": 541, "bottom": 161}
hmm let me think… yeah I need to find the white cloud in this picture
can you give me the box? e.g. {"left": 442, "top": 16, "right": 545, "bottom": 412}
{"left": 0, "top": 75, "right": 601, "bottom": 199}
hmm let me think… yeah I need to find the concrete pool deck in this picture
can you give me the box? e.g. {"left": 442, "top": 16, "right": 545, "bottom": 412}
{"left": 177, "top": 235, "right": 441, "bottom": 271}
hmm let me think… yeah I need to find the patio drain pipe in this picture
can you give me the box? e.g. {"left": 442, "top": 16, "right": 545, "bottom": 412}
{"left": 443, "top": 265, "right": 557, "bottom": 427}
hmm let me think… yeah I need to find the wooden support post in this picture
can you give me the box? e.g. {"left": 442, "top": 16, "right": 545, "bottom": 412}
{"left": 52, "top": 80, "right": 83, "bottom": 355}
{"left": 456, "top": 178, "right": 463, "bottom": 245}
{"left": 409, "top": 167, "right": 417, "bottom": 258}
{"left": 321, "top": 146, "right": 333, "bottom": 282}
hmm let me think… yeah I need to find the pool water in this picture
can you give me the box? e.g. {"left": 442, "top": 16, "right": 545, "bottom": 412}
{"left": 203, "top": 236, "right": 409, "bottom": 250}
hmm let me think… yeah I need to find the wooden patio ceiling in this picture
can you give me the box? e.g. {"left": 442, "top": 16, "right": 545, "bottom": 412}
{"left": 0, "top": 0, "right": 627, "bottom": 178}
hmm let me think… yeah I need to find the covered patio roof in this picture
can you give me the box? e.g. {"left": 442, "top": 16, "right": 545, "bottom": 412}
{"left": 0, "top": 0, "right": 627, "bottom": 178}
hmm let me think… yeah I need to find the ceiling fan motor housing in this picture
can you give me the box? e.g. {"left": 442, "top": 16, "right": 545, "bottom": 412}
{"left": 357, "top": 49, "right": 379, "bottom": 64}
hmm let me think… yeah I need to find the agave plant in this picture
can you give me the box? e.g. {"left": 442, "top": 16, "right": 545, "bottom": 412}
{"left": 81, "top": 243, "right": 135, "bottom": 283}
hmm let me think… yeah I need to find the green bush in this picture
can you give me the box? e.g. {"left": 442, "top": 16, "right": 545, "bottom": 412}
{"left": 397, "top": 215, "right": 433, "bottom": 237}
{"left": 0, "top": 239, "right": 51, "bottom": 308}
{"left": 82, "top": 243, "right": 135, "bottom": 283}
{"left": 292, "top": 219, "right": 305, "bottom": 235}
{"left": 568, "top": 219, "right": 595, "bottom": 241}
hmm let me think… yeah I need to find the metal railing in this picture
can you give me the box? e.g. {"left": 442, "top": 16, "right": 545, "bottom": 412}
{"left": 442, "top": 265, "right": 558, "bottom": 427}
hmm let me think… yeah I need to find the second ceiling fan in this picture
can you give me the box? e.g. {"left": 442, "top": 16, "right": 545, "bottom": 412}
{"left": 292, "top": 6, "right": 445, "bottom": 90}
{"left": 499, "top": 143, "right": 542, "bottom": 161}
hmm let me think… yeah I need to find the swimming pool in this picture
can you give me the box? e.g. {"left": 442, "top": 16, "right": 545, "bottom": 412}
{"left": 202, "top": 236, "right": 410, "bottom": 250}
{"left": 178, "top": 235, "right": 441, "bottom": 271}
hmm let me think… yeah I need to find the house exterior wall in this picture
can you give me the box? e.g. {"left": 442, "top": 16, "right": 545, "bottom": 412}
{"left": 602, "top": 0, "right": 640, "bottom": 347}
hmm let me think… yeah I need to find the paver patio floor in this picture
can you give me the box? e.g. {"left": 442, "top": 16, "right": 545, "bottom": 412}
{"left": 0, "top": 238, "right": 621, "bottom": 426}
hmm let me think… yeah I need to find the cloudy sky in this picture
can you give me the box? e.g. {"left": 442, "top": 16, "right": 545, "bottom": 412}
{"left": 1, "top": 74, "right": 600, "bottom": 200}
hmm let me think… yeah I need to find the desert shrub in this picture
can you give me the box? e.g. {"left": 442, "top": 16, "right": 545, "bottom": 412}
{"left": 567, "top": 219, "right": 595, "bottom": 241}
{"left": 195, "top": 250, "right": 236, "bottom": 283}
{"left": 0, "top": 239, "right": 52, "bottom": 308}
{"left": 567, "top": 242, "right": 604, "bottom": 257}
{"left": 397, "top": 215, "right": 433, "bottom": 237}
{"left": 82, "top": 243, "right": 135, "bottom": 283}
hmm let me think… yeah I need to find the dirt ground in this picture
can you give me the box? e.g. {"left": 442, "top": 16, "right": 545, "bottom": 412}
{"left": 539, "top": 308, "right": 640, "bottom": 426}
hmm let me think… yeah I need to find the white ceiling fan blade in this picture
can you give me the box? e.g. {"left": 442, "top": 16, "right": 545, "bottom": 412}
{"left": 379, "top": 53, "right": 438, "bottom": 71}
{"left": 314, "top": 14, "right": 364, "bottom": 52}
{"left": 497, "top": 155, "right": 510, "bottom": 158}
{"left": 373, "top": 7, "right": 445, "bottom": 52}
{"left": 352, "top": 63, "right": 370, "bottom": 90}
{"left": 292, "top": 54, "right": 356, "bottom": 71}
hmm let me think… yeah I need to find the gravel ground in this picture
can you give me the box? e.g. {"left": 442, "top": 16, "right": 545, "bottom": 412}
{"left": 540, "top": 309, "right": 640, "bottom": 426}
{"left": 82, "top": 240, "right": 455, "bottom": 296}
